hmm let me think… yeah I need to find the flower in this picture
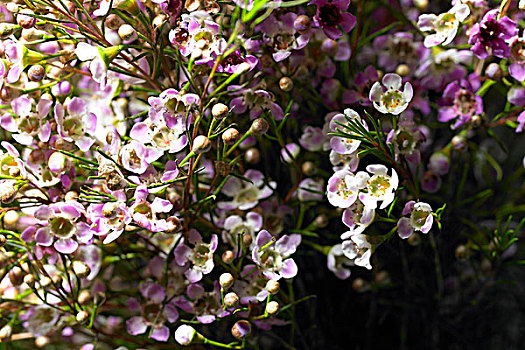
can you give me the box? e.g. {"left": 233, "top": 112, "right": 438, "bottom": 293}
{"left": 174, "top": 229, "right": 218, "bottom": 283}
{"left": 327, "top": 244, "right": 353, "bottom": 279}
{"left": 341, "top": 233, "right": 372, "bottom": 270}
{"left": 311, "top": 0, "right": 356, "bottom": 40}
{"left": 251, "top": 230, "right": 301, "bottom": 280}
{"left": 299, "top": 126, "right": 326, "bottom": 151}
{"left": 369, "top": 73, "right": 413, "bottom": 115}
{"left": 357, "top": 164, "right": 399, "bottom": 210}
{"left": 508, "top": 35, "right": 525, "bottom": 82}
{"left": 328, "top": 108, "right": 368, "bottom": 154}
{"left": 468, "top": 9, "right": 517, "bottom": 59}
{"left": 222, "top": 212, "right": 262, "bottom": 254}
{"left": 218, "top": 169, "right": 275, "bottom": 210}
{"left": 128, "top": 186, "right": 174, "bottom": 232}
{"left": 54, "top": 98, "right": 97, "bottom": 152}
{"left": 397, "top": 201, "right": 433, "bottom": 239}
{"left": 298, "top": 178, "right": 324, "bottom": 201}
{"left": 340, "top": 200, "right": 375, "bottom": 237}
{"left": 33, "top": 202, "right": 93, "bottom": 254}
{"left": 417, "top": 4, "right": 470, "bottom": 47}
{"left": 438, "top": 74, "right": 482, "bottom": 129}
{"left": 326, "top": 169, "right": 358, "bottom": 208}
{"left": 75, "top": 43, "right": 124, "bottom": 87}
{"left": 175, "top": 325, "right": 197, "bottom": 346}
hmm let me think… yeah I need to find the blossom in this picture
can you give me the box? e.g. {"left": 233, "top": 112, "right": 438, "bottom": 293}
{"left": 328, "top": 108, "right": 367, "bottom": 155}
{"left": 508, "top": 36, "right": 525, "bottom": 82}
{"left": 33, "top": 202, "right": 93, "bottom": 254}
{"left": 175, "top": 325, "right": 197, "bottom": 346}
{"left": 251, "top": 230, "right": 301, "bottom": 280}
{"left": 222, "top": 212, "right": 263, "bottom": 254}
{"left": 357, "top": 164, "right": 399, "bottom": 210}
{"left": 417, "top": 4, "right": 470, "bottom": 47}
{"left": 229, "top": 87, "right": 284, "bottom": 121}
{"left": 218, "top": 169, "right": 275, "bottom": 210}
{"left": 297, "top": 178, "right": 324, "bottom": 201}
{"left": 369, "top": 73, "right": 413, "bottom": 115}
{"left": 54, "top": 98, "right": 97, "bottom": 152}
{"left": 341, "top": 233, "right": 372, "bottom": 270}
{"left": 87, "top": 200, "right": 131, "bottom": 244}
{"left": 299, "top": 126, "right": 326, "bottom": 151}
{"left": 397, "top": 201, "right": 433, "bottom": 239}
{"left": 438, "top": 74, "right": 482, "bottom": 129}
{"left": 128, "top": 186, "right": 174, "bottom": 232}
{"left": 327, "top": 244, "right": 353, "bottom": 279}
{"left": 75, "top": 43, "right": 124, "bottom": 87}
{"left": 326, "top": 169, "right": 358, "bottom": 208}
{"left": 340, "top": 200, "right": 375, "bottom": 237}
{"left": 329, "top": 149, "right": 359, "bottom": 172}
{"left": 311, "top": 0, "right": 356, "bottom": 40}
{"left": 174, "top": 229, "right": 218, "bottom": 283}
{"left": 468, "top": 9, "right": 517, "bottom": 59}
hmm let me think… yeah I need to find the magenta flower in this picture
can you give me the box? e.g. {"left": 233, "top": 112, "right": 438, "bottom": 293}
{"left": 508, "top": 36, "right": 525, "bottom": 82}
{"left": 174, "top": 229, "right": 218, "bottom": 283}
{"left": 438, "top": 74, "right": 482, "bottom": 129}
{"left": 252, "top": 230, "right": 301, "bottom": 280}
{"left": 129, "top": 186, "right": 174, "bottom": 232}
{"left": 54, "top": 98, "right": 97, "bottom": 152}
{"left": 311, "top": 0, "right": 356, "bottom": 40}
{"left": 468, "top": 9, "right": 517, "bottom": 59}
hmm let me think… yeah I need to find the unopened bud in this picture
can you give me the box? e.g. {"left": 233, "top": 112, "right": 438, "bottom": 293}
{"left": 279, "top": 77, "right": 293, "bottom": 92}
{"left": 22, "top": 28, "right": 45, "bottom": 42}
{"left": 212, "top": 103, "right": 229, "bottom": 119}
{"left": 0, "top": 180, "right": 18, "bottom": 203}
{"left": 455, "top": 245, "right": 468, "bottom": 260}
{"left": 94, "top": 291, "right": 106, "bottom": 306}
{"left": 294, "top": 15, "right": 311, "bottom": 34}
{"left": 244, "top": 147, "right": 260, "bottom": 165}
{"left": 321, "top": 39, "right": 338, "bottom": 56}
{"left": 219, "top": 273, "right": 234, "bottom": 290}
{"left": 65, "top": 191, "right": 78, "bottom": 201}
{"left": 302, "top": 161, "right": 317, "bottom": 176}
{"left": 0, "top": 325, "right": 12, "bottom": 341}
{"left": 0, "top": 235, "right": 5, "bottom": 248}
{"left": 78, "top": 290, "right": 92, "bottom": 305}
{"left": 105, "top": 14, "right": 124, "bottom": 30}
{"left": 23, "top": 274, "right": 35, "bottom": 288}
{"left": 231, "top": 320, "right": 251, "bottom": 340}
{"left": 480, "top": 258, "right": 492, "bottom": 274}
{"left": 485, "top": 62, "right": 502, "bottom": 80}
{"left": 17, "top": 10, "right": 36, "bottom": 29}
{"left": 35, "top": 336, "right": 51, "bottom": 348}
{"left": 470, "top": 115, "right": 482, "bottom": 127}
{"left": 175, "top": 325, "right": 198, "bottom": 346}
{"left": 249, "top": 118, "right": 269, "bottom": 135}
{"left": 6, "top": 3, "right": 19, "bottom": 13}
{"left": 28, "top": 65, "right": 45, "bottom": 82}
{"left": 192, "top": 135, "right": 212, "bottom": 154}
{"left": 9, "top": 266, "right": 24, "bottom": 286}
{"left": 118, "top": 24, "right": 137, "bottom": 41}
{"left": 72, "top": 261, "right": 91, "bottom": 279}
{"left": 224, "top": 292, "right": 239, "bottom": 307}
{"left": 314, "top": 214, "right": 329, "bottom": 228}
{"left": 166, "top": 216, "right": 182, "bottom": 233}
{"left": 374, "top": 270, "right": 390, "bottom": 284}
{"left": 152, "top": 14, "right": 167, "bottom": 28}
{"left": 352, "top": 277, "right": 367, "bottom": 292}
{"left": 407, "top": 232, "right": 421, "bottom": 246}
{"left": 39, "top": 276, "right": 52, "bottom": 289}
{"left": 48, "top": 151, "right": 68, "bottom": 173}
{"left": 266, "top": 280, "right": 280, "bottom": 294}
{"left": 451, "top": 135, "right": 467, "bottom": 151}
{"left": 76, "top": 310, "right": 89, "bottom": 323}
{"left": 243, "top": 234, "right": 252, "bottom": 247}
{"left": 395, "top": 64, "right": 410, "bottom": 77}
{"left": 266, "top": 300, "right": 279, "bottom": 315}
{"left": 222, "top": 250, "right": 235, "bottom": 264}
{"left": 52, "top": 274, "right": 63, "bottom": 286}
{"left": 222, "top": 128, "right": 239, "bottom": 145}
{"left": 0, "top": 23, "right": 18, "bottom": 38}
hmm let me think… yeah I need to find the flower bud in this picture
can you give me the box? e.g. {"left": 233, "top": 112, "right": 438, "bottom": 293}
{"left": 480, "top": 258, "right": 492, "bottom": 274}
{"left": 219, "top": 273, "right": 234, "bottom": 290}
{"left": 28, "top": 65, "right": 45, "bottom": 82}
{"left": 266, "top": 280, "right": 280, "bottom": 294}
{"left": 294, "top": 15, "right": 311, "bottom": 34}
{"left": 279, "top": 77, "right": 293, "bottom": 92}
{"left": 48, "top": 151, "right": 68, "bottom": 173}
{"left": 470, "top": 115, "right": 482, "bottom": 127}
{"left": 152, "top": 14, "right": 167, "bottom": 28}
{"left": 222, "top": 250, "right": 235, "bottom": 264}
{"left": 421, "top": 171, "right": 441, "bottom": 193}
{"left": 314, "top": 214, "right": 329, "bottom": 228}
{"left": 192, "top": 135, "right": 212, "bottom": 154}
{"left": 4, "top": 210, "right": 20, "bottom": 228}
{"left": 455, "top": 245, "right": 468, "bottom": 260}
{"left": 35, "top": 336, "right": 51, "bottom": 348}
{"left": 244, "top": 147, "right": 260, "bottom": 165}
{"left": 266, "top": 301, "right": 279, "bottom": 315}
{"left": 352, "top": 277, "right": 368, "bottom": 292}
{"left": 175, "top": 325, "right": 198, "bottom": 346}
{"left": 407, "top": 232, "right": 421, "bottom": 246}
{"left": 72, "top": 261, "right": 91, "bottom": 279}
{"left": 302, "top": 161, "right": 317, "bottom": 176}
{"left": 451, "top": 135, "right": 467, "bottom": 151}
{"left": 0, "top": 23, "right": 18, "bottom": 38}
{"left": 374, "top": 270, "right": 390, "bottom": 284}
{"left": 428, "top": 152, "right": 450, "bottom": 176}
{"left": 52, "top": 274, "right": 63, "bottom": 286}
{"left": 65, "top": 191, "right": 78, "bottom": 201}
{"left": 249, "top": 118, "right": 269, "bottom": 135}
{"left": 118, "top": 24, "right": 137, "bottom": 41}
{"left": 0, "top": 325, "right": 12, "bottom": 341}
{"left": 166, "top": 216, "right": 182, "bottom": 233}
{"left": 94, "top": 291, "right": 106, "bottom": 306}
{"left": 23, "top": 274, "right": 35, "bottom": 288}
{"left": 39, "top": 276, "right": 52, "bottom": 289}
{"left": 0, "top": 235, "right": 5, "bottom": 248}
{"left": 17, "top": 9, "right": 36, "bottom": 29}
{"left": 321, "top": 39, "right": 338, "bottom": 56}
{"left": 9, "top": 266, "right": 24, "bottom": 286}
{"left": 77, "top": 290, "right": 92, "bottom": 305}
{"left": 22, "top": 28, "right": 45, "bottom": 42}
{"left": 76, "top": 310, "right": 89, "bottom": 323}
{"left": 485, "top": 63, "right": 502, "bottom": 80}
{"left": 395, "top": 64, "right": 410, "bottom": 77}
{"left": 222, "top": 128, "right": 239, "bottom": 145}
{"left": 0, "top": 180, "right": 18, "bottom": 203}
{"left": 243, "top": 234, "right": 252, "bottom": 247}
{"left": 224, "top": 292, "right": 239, "bottom": 307}
{"left": 105, "top": 14, "right": 124, "bottom": 30}
{"left": 6, "top": 3, "right": 19, "bottom": 13}
{"left": 231, "top": 320, "right": 251, "bottom": 340}
{"left": 212, "top": 103, "right": 229, "bottom": 119}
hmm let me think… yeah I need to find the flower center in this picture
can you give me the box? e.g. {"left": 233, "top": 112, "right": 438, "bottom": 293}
{"left": 319, "top": 4, "right": 342, "bottom": 27}
{"left": 381, "top": 90, "right": 403, "bottom": 110}
{"left": 367, "top": 175, "right": 390, "bottom": 197}
{"left": 50, "top": 217, "right": 75, "bottom": 238}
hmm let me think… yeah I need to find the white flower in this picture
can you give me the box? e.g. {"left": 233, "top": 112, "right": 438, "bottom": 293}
{"left": 418, "top": 4, "right": 470, "bottom": 48}
{"left": 369, "top": 73, "right": 413, "bottom": 115}
{"left": 357, "top": 164, "right": 399, "bottom": 210}
{"left": 341, "top": 234, "right": 372, "bottom": 270}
